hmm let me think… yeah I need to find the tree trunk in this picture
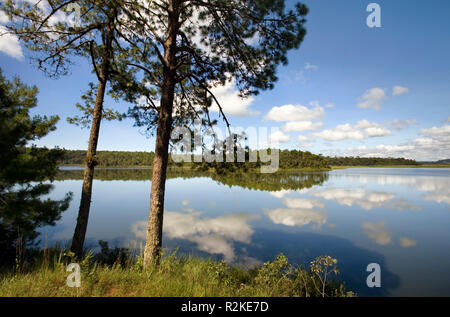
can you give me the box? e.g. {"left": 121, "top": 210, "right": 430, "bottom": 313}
{"left": 70, "top": 78, "right": 107, "bottom": 257}
{"left": 143, "top": 79, "right": 174, "bottom": 266}
{"left": 70, "top": 22, "right": 114, "bottom": 257}
{"left": 143, "top": 0, "right": 180, "bottom": 266}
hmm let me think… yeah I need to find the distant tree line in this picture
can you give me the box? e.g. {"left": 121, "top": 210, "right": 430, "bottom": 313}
{"left": 60, "top": 150, "right": 156, "bottom": 167}
{"left": 60, "top": 149, "right": 419, "bottom": 169}
{"left": 419, "top": 159, "right": 450, "bottom": 165}
{"left": 325, "top": 156, "right": 419, "bottom": 166}
{"left": 60, "top": 149, "right": 331, "bottom": 169}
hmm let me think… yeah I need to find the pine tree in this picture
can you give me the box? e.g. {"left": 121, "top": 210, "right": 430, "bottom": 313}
{"left": 2, "top": 0, "right": 143, "bottom": 257}
{"left": 124, "top": 0, "right": 309, "bottom": 265}
{"left": 0, "top": 69, "right": 72, "bottom": 267}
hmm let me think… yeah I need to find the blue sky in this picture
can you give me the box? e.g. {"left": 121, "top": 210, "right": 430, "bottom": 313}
{"left": 1, "top": 0, "right": 449, "bottom": 160}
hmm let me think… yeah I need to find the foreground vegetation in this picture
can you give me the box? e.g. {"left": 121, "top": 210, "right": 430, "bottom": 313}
{"left": 0, "top": 246, "right": 354, "bottom": 297}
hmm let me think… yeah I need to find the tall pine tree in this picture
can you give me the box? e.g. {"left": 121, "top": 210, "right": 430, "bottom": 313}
{"left": 0, "top": 69, "right": 72, "bottom": 267}
{"left": 2, "top": 0, "right": 143, "bottom": 257}
{"left": 123, "top": 0, "right": 309, "bottom": 265}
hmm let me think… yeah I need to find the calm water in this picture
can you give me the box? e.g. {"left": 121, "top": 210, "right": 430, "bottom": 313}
{"left": 42, "top": 167, "right": 450, "bottom": 296}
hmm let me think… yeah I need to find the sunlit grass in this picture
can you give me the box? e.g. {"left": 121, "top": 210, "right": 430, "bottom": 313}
{"left": 0, "top": 249, "right": 355, "bottom": 297}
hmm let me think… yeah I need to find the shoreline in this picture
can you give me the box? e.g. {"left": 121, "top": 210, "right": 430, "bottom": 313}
{"left": 59, "top": 164, "right": 450, "bottom": 171}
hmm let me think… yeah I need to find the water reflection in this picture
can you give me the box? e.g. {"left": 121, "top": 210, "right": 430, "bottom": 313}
{"left": 310, "top": 188, "right": 422, "bottom": 211}
{"left": 399, "top": 237, "right": 417, "bottom": 248}
{"left": 132, "top": 211, "right": 258, "bottom": 262}
{"left": 248, "top": 229, "right": 400, "bottom": 297}
{"left": 265, "top": 208, "right": 327, "bottom": 228}
{"left": 57, "top": 168, "right": 330, "bottom": 191}
{"left": 362, "top": 222, "right": 392, "bottom": 245}
{"left": 330, "top": 168, "right": 450, "bottom": 205}
{"left": 44, "top": 167, "right": 450, "bottom": 296}
{"left": 265, "top": 196, "right": 327, "bottom": 228}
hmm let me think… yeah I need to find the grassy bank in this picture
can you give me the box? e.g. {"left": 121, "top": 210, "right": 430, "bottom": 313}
{"left": 0, "top": 250, "right": 354, "bottom": 297}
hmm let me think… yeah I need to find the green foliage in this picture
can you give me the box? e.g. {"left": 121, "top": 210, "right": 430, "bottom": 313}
{"left": 254, "top": 254, "right": 291, "bottom": 287}
{"left": 126, "top": 0, "right": 309, "bottom": 140}
{"left": 280, "top": 150, "right": 329, "bottom": 169}
{"left": 93, "top": 240, "right": 130, "bottom": 268}
{"left": 59, "top": 149, "right": 419, "bottom": 170}
{"left": 59, "top": 148, "right": 330, "bottom": 170}
{"left": 0, "top": 249, "right": 353, "bottom": 297}
{"left": 66, "top": 83, "right": 124, "bottom": 129}
{"left": 55, "top": 168, "right": 328, "bottom": 193}
{"left": 326, "top": 156, "right": 418, "bottom": 166}
{"left": 309, "top": 255, "right": 340, "bottom": 297}
{"left": 60, "top": 150, "right": 156, "bottom": 167}
{"left": 0, "top": 69, "right": 72, "bottom": 268}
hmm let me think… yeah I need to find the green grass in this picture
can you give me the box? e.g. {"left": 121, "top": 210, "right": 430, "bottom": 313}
{"left": 0, "top": 250, "right": 354, "bottom": 297}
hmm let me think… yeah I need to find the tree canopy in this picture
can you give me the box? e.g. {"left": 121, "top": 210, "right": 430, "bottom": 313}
{"left": 0, "top": 69, "right": 72, "bottom": 267}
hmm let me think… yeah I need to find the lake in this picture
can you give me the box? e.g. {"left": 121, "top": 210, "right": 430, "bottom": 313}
{"left": 41, "top": 167, "right": 450, "bottom": 296}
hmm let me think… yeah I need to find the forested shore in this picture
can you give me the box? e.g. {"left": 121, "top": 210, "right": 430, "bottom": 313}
{"left": 59, "top": 149, "right": 424, "bottom": 169}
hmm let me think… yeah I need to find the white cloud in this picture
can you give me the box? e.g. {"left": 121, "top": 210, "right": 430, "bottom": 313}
{"left": 0, "top": 2, "right": 79, "bottom": 61}
{"left": 268, "top": 130, "right": 290, "bottom": 146}
{"left": 265, "top": 208, "right": 327, "bottom": 228}
{"left": 357, "top": 88, "right": 386, "bottom": 110}
{"left": 296, "top": 135, "right": 312, "bottom": 147}
{"left": 264, "top": 104, "right": 324, "bottom": 122}
{"left": 399, "top": 237, "right": 417, "bottom": 248}
{"left": 0, "top": 11, "right": 9, "bottom": 24}
{"left": 304, "top": 62, "right": 318, "bottom": 70}
{"left": 282, "top": 120, "right": 323, "bottom": 132}
{"left": 133, "top": 210, "right": 256, "bottom": 262}
{"left": 392, "top": 86, "right": 409, "bottom": 96}
{"left": 265, "top": 102, "right": 325, "bottom": 142}
{"left": 337, "top": 174, "right": 449, "bottom": 206}
{"left": 446, "top": 116, "right": 450, "bottom": 123}
{"left": 342, "top": 143, "right": 416, "bottom": 159}
{"left": 311, "top": 188, "right": 365, "bottom": 205}
{"left": 388, "top": 199, "right": 423, "bottom": 212}
{"left": 324, "top": 103, "right": 334, "bottom": 108}
{"left": 310, "top": 188, "right": 420, "bottom": 211}
{"left": 340, "top": 127, "right": 450, "bottom": 161}
{"left": 282, "top": 197, "right": 325, "bottom": 209}
{"left": 312, "top": 124, "right": 364, "bottom": 141}
{"left": 312, "top": 120, "right": 392, "bottom": 142}
{"left": 416, "top": 177, "right": 450, "bottom": 204}
{"left": 0, "top": 26, "right": 24, "bottom": 60}
{"left": 396, "top": 124, "right": 450, "bottom": 160}
{"left": 385, "top": 119, "right": 418, "bottom": 130}
{"left": 362, "top": 222, "right": 392, "bottom": 245}
{"left": 244, "top": 31, "right": 260, "bottom": 46}
{"left": 364, "top": 126, "right": 392, "bottom": 137}
{"left": 269, "top": 190, "right": 292, "bottom": 199}
{"left": 420, "top": 125, "right": 450, "bottom": 136}
{"left": 353, "top": 119, "right": 374, "bottom": 129}
{"left": 209, "top": 79, "right": 257, "bottom": 116}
